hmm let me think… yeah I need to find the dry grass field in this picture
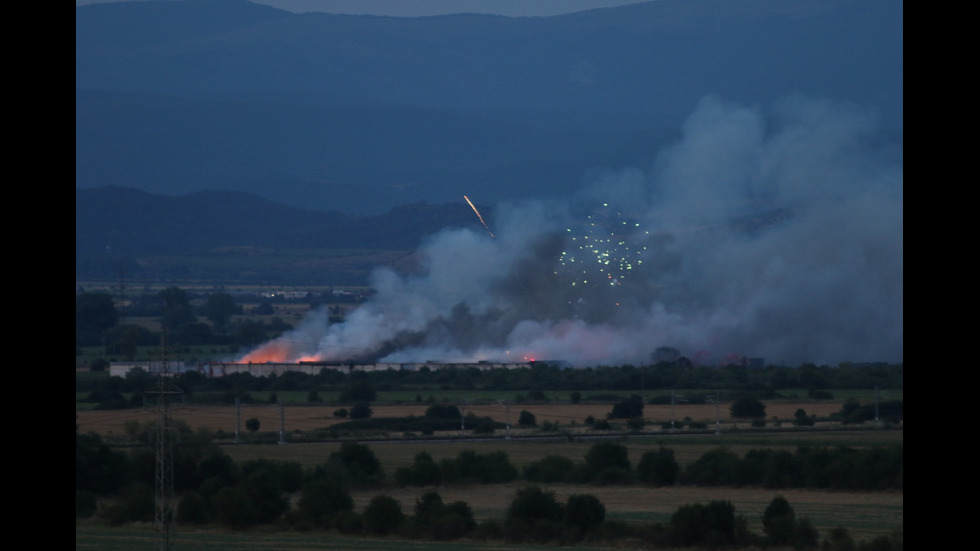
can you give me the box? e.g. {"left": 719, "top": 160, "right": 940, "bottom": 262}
{"left": 77, "top": 401, "right": 902, "bottom": 545}
{"left": 75, "top": 401, "right": 847, "bottom": 439}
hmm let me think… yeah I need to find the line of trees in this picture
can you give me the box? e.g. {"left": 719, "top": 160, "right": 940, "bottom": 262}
{"left": 79, "top": 418, "right": 902, "bottom": 547}
{"left": 76, "top": 361, "right": 903, "bottom": 413}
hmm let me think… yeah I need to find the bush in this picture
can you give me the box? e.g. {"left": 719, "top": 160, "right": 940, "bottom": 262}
{"left": 518, "top": 410, "right": 537, "bottom": 427}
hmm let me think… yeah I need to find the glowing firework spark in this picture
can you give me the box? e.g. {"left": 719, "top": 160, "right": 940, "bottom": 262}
{"left": 557, "top": 203, "right": 649, "bottom": 289}
{"left": 464, "top": 195, "right": 495, "bottom": 238}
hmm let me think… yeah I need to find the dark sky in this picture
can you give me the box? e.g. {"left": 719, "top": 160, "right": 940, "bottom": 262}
{"left": 76, "top": 0, "right": 648, "bottom": 17}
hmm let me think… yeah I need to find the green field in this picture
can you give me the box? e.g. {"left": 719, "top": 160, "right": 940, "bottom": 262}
{"left": 75, "top": 524, "right": 641, "bottom": 551}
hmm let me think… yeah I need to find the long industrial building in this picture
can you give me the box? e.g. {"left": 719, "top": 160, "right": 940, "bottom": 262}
{"left": 109, "top": 360, "right": 539, "bottom": 378}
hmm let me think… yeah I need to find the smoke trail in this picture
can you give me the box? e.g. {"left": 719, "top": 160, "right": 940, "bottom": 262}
{"left": 241, "top": 95, "right": 902, "bottom": 366}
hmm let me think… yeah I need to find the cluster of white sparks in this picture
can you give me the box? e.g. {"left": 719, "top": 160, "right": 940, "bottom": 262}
{"left": 556, "top": 203, "right": 649, "bottom": 289}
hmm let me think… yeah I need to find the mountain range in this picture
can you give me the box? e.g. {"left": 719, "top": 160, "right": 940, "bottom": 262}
{"left": 76, "top": 0, "right": 903, "bottom": 215}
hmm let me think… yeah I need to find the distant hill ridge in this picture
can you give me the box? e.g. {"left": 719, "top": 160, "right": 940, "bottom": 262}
{"left": 75, "top": 186, "right": 485, "bottom": 256}
{"left": 76, "top": 0, "right": 903, "bottom": 214}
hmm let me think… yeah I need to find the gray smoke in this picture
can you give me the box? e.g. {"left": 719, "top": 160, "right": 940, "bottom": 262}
{"left": 242, "top": 95, "right": 903, "bottom": 366}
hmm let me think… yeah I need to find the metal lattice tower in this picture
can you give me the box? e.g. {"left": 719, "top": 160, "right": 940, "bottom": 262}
{"left": 150, "top": 349, "right": 182, "bottom": 551}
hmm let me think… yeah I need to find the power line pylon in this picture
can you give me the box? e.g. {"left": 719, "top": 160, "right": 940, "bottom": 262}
{"left": 150, "top": 346, "right": 182, "bottom": 550}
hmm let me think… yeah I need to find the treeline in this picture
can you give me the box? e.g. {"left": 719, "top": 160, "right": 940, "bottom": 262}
{"left": 77, "top": 426, "right": 902, "bottom": 549}
{"left": 77, "top": 361, "right": 904, "bottom": 408}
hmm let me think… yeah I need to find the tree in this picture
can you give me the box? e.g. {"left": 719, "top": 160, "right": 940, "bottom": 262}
{"left": 363, "top": 494, "right": 404, "bottom": 535}
{"left": 158, "top": 286, "right": 190, "bottom": 311}
{"left": 762, "top": 495, "right": 818, "bottom": 548}
{"left": 327, "top": 441, "right": 382, "bottom": 484}
{"left": 395, "top": 451, "right": 442, "bottom": 487}
{"left": 242, "top": 469, "right": 289, "bottom": 523}
{"left": 584, "top": 442, "right": 631, "bottom": 482}
{"left": 413, "top": 491, "right": 475, "bottom": 540}
{"left": 762, "top": 495, "right": 796, "bottom": 546}
{"left": 518, "top": 410, "right": 537, "bottom": 427}
{"left": 564, "top": 494, "right": 605, "bottom": 532}
{"left": 794, "top": 407, "right": 815, "bottom": 426}
{"left": 245, "top": 418, "right": 260, "bottom": 433}
{"left": 213, "top": 486, "right": 259, "bottom": 529}
{"left": 297, "top": 480, "right": 354, "bottom": 528}
{"left": 637, "top": 447, "right": 679, "bottom": 486}
{"left": 523, "top": 454, "right": 575, "bottom": 483}
{"left": 76, "top": 292, "right": 118, "bottom": 345}
{"left": 730, "top": 397, "right": 766, "bottom": 419}
{"left": 349, "top": 402, "right": 372, "bottom": 419}
{"left": 205, "top": 292, "right": 239, "bottom": 331}
{"left": 609, "top": 394, "right": 644, "bottom": 419}
{"left": 669, "top": 500, "right": 747, "bottom": 548}
{"left": 505, "top": 486, "right": 564, "bottom": 541}
{"left": 340, "top": 380, "right": 377, "bottom": 403}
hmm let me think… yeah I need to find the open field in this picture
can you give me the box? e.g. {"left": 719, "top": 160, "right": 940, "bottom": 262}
{"left": 77, "top": 480, "right": 901, "bottom": 548}
{"left": 75, "top": 524, "right": 664, "bottom": 551}
{"left": 75, "top": 401, "right": 851, "bottom": 439}
{"left": 77, "top": 401, "right": 902, "bottom": 547}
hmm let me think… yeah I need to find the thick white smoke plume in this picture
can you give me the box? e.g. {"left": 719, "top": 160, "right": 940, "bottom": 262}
{"left": 242, "top": 95, "right": 903, "bottom": 366}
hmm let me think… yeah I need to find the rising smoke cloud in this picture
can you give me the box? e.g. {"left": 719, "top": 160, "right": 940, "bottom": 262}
{"left": 240, "top": 95, "right": 903, "bottom": 366}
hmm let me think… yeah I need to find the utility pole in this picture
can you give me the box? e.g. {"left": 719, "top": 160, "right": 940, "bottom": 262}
{"left": 234, "top": 397, "right": 241, "bottom": 444}
{"left": 459, "top": 399, "right": 467, "bottom": 435}
{"left": 706, "top": 390, "right": 721, "bottom": 434}
{"left": 497, "top": 400, "right": 511, "bottom": 439}
{"left": 278, "top": 397, "right": 287, "bottom": 445}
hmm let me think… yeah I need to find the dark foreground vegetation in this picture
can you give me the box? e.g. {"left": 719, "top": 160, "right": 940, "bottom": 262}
{"left": 78, "top": 418, "right": 902, "bottom": 549}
